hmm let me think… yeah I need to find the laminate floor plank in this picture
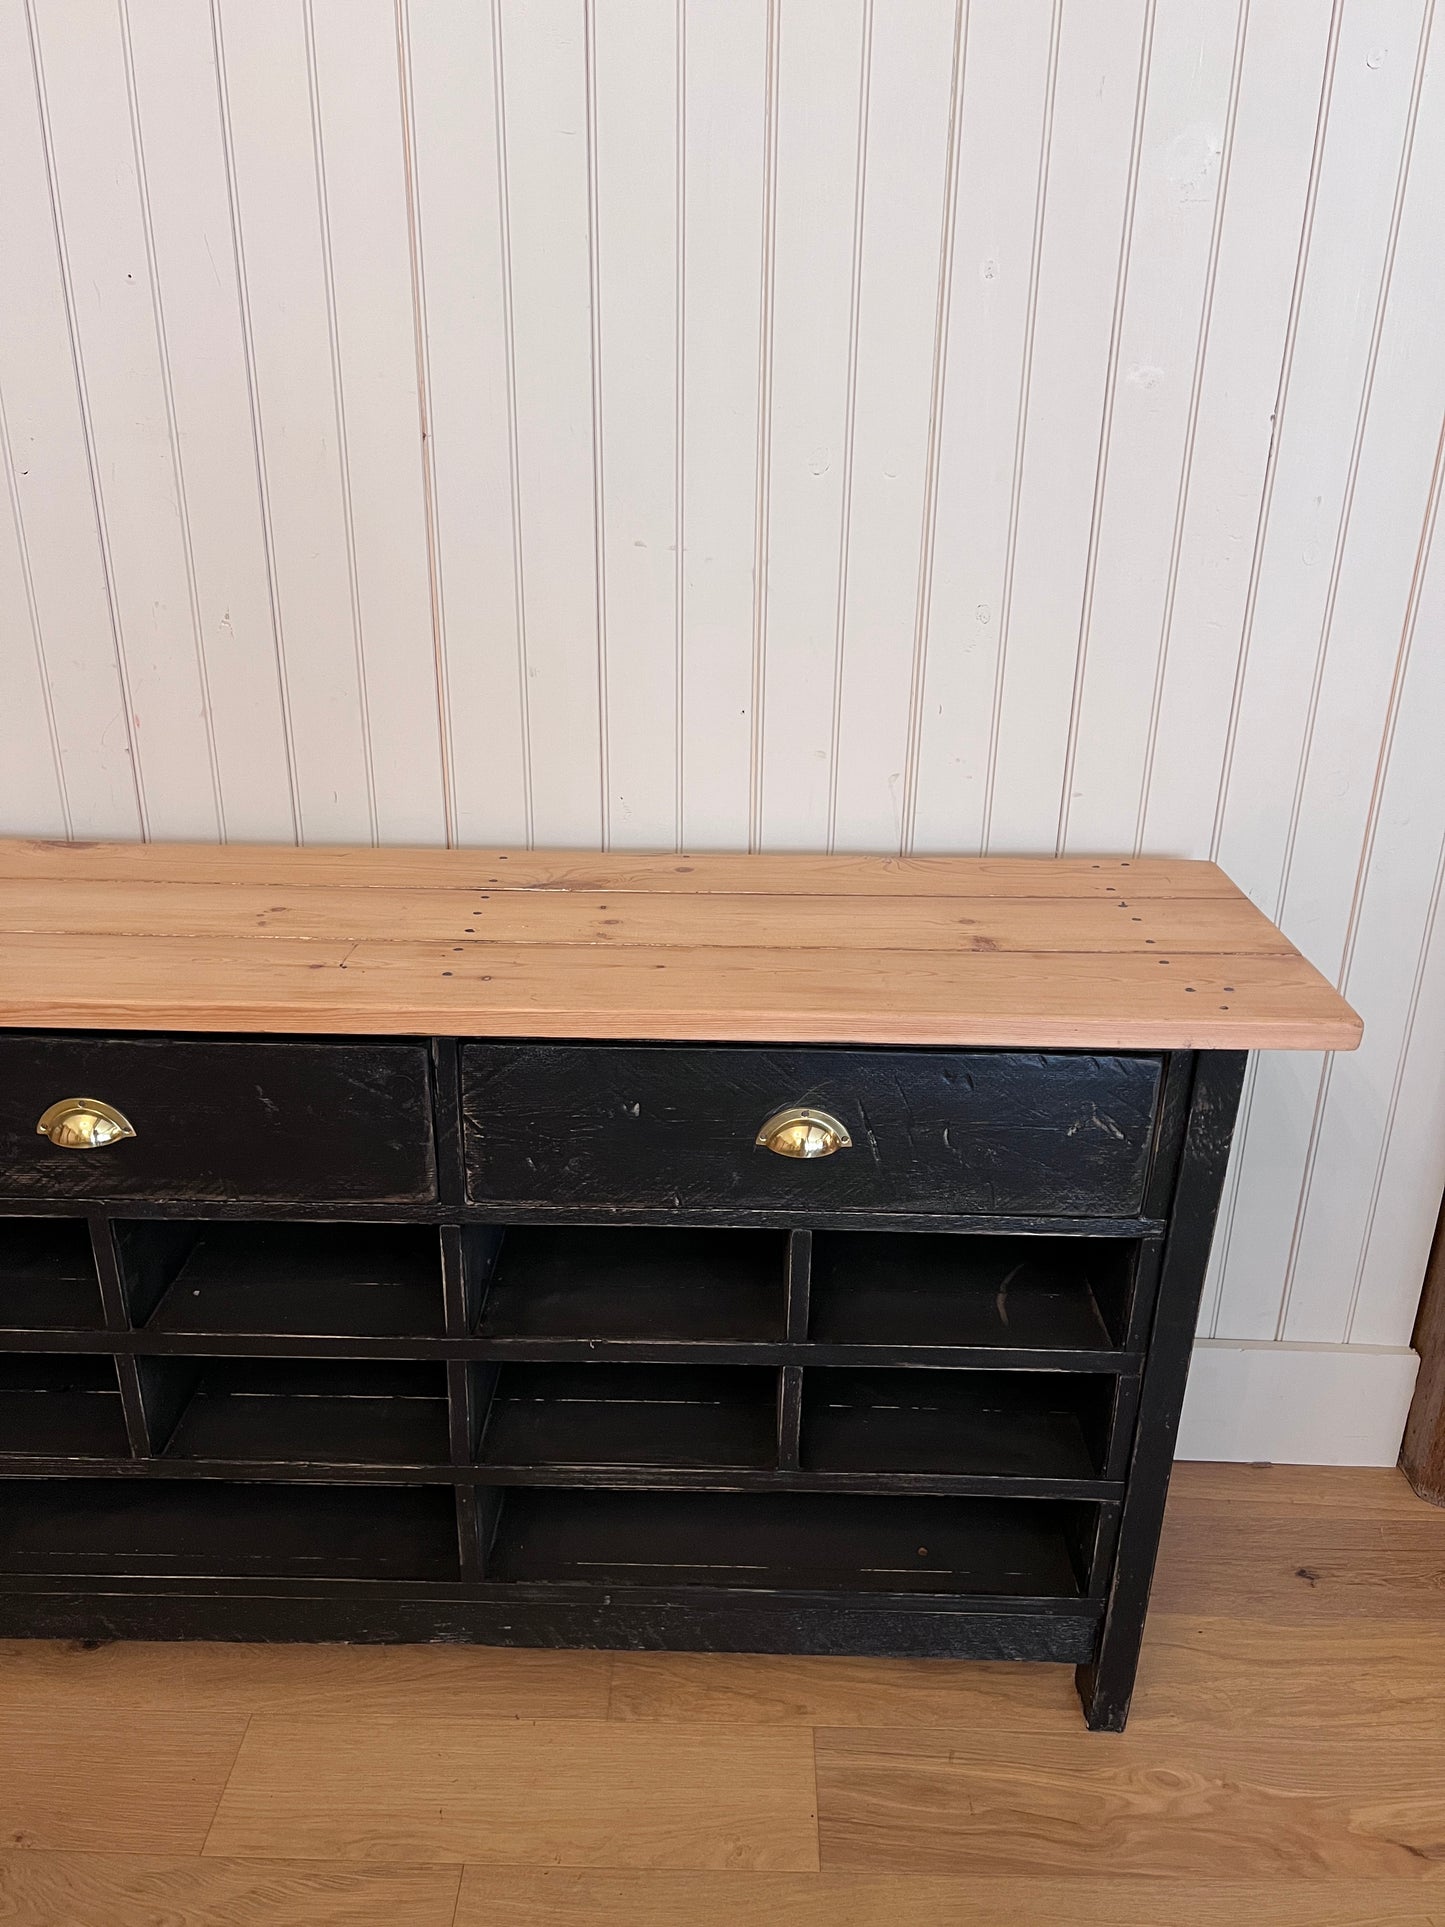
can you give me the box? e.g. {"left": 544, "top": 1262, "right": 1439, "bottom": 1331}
{"left": 1168, "top": 1460, "right": 1427, "bottom": 1519}
{"left": 204, "top": 1717, "right": 819, "bottom": 1871}
{"left": 1130, "top": 1614, "right": 1445, "bottom": 1733}
{"left": 1150, "top": 1512, "right": 1445, "bottom": 1620}
{"left": 607, "top": 1651, "right": 1078, "bottom": 1727}
{"left": 0, "top": 1637, "right": 611, "bottom": 1721}
{"left": 0, "top": 1708, "right": 245, "bottom": 1854}
{"left": 0, "top": 1852, "right": 461, "bottom": 1927}
{"left": 815, "top": 1726, "right": 1445, "bottom": 1878}
{"left": 452, "top": 1868, "right": 1445, "bottom": 1926}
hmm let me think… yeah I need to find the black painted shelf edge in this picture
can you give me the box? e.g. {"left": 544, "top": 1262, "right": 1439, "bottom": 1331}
{"left": 0, "top": 1459, "right": 1127, "bottom": 1500}
{"left": 0, "top": 1199, "right": 1168, "bottom": 1236}
{"left": 0, "top": 1331, "right": 1147, "bottom": 1372}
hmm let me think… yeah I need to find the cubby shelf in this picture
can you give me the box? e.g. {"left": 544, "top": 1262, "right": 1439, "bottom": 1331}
{"left": 487, "top": 1488, "right": 1095, "bottom": 1600}
{"left": 0, "top": 1219, "right": 1139, "bottom": 1606}
{"left": 134, "top": 1222, "right": 445, "bottom": 1341}
{"left": 0, "top": 1218, "right": 104, "bottom": 1332}
{"left": 0, "top": 1478, "right": 461, "bottom": 1583}
{"left": 154, "top": 1358, "right": 451, "bottom": 1470}
{"left": 478, "top": 1227, "right": 788, "bottom": 1344}
{"left": 0, "top": 1355, "right": 130, "bottom": 1459}
{"left": 478, "top": 1362, "right": 779, "bottom": 1472}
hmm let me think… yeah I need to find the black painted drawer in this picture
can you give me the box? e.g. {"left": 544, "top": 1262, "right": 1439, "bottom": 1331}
{"left": 0, "top": 1037, "right": 435, "bottom": 1203}
{"left": 461, "top": 1044, "right": 1162, "bottom": 1217}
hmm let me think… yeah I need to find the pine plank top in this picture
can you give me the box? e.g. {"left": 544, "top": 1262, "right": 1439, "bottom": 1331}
{"left": 0, "top": 839, "right": 1362, "bottom": 1051}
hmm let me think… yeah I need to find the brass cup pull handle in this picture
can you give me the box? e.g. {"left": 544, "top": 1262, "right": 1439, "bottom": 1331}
{"left": 36, "top": 1098, "right": 136, "bottom": 1150}
{"left": 755, "top": 1107, "right": 851, "bottom": 1160}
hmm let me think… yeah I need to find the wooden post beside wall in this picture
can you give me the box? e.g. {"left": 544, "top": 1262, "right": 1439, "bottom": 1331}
{"left": 1401, "top": 1196, "right": 1445, "bottom": 1506}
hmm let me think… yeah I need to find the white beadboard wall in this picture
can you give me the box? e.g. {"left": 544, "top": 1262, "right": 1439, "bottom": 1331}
{"left": 1, "top": 0, "right": 1443, "bottom": 1462}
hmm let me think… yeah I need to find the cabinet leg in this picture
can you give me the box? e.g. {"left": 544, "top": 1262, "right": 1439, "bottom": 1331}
{"left": 1075, "top": 1634, "right": 1141, "bottom": 1731}
{"left": 1074, "top": 1050, "right": 1247, "bottom": 1734}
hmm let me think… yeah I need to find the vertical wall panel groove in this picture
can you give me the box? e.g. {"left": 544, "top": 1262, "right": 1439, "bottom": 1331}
{"left": 490, "top": 0, "right": 535, "bottom": 846}
{"left": 978, "top": 0, "right": 1063, "bottom": 859}
{"left": 1133, "top": 0, "right": 1252, "bottom": 858}
{"left": 899, "top": 0, "right": 968, "bottom": 858}
{"left": 207, "top": 0, "right": 302, "bottom": 845}
{"left": 745, "top": 0, "right": 780, "bottom": 854}
{"left": 22, "top": 0, "right": 146, "bottom": 838}
{"left": 117, "top": 0, "right": 226, "bottom": 844}
{"left": 302, "top": 0, "right": 379, "bottom": 847}
{"left": 395, "top": 0, "right": 458, "bottom": 849}
{"left": 1052, "top": 0, "right": 1156, "bottom": 858}
{"left": 0, "top": 376, "right": 70, "bottom": 836}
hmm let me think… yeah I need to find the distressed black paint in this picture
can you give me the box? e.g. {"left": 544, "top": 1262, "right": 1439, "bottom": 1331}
{"left": 0, "top": 1032, "right": 1243, "bottom": 1730}
{"left": 461, "top": 1043, "right": 1163, "bottom": 1215}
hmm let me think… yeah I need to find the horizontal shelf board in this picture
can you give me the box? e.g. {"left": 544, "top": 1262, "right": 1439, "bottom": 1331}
{"left": 0, "top": 1330, "right": 1140, "bottom": 1374}
{"left": 0, "top": 1219, "right": 103, "bottom": 1331}
{"left": 466, "top": 1338, "right": 1140, "bottom": 1373}
{"left": 0, "top": 1456, "right": 1123, "bottom": 1500}
{"left": 0, "top": 1477, "right": 460, "bottom": 1582}
{"left": 0, "top": 1563, "right": 1105, "bottom": 1619}
{"left": 142, "top": 1222, "right": 444, "bottom": 1341}
{"left": 809, "top": 1232, "right": 1130, "bottom": 1353}
{"left": 490, "top": 1488, "right": 1090, "bottom": 1599}
{"left": 1, "top": 1198, "right": 1168, "bottom": 1236}
{"left": 461, "top": 1207, "right": 1166, "bottom": 1236}
{"left": 0, "top": 1355, "right": 130, "bottom": 1459}
{"left": 801, "top": 1368, "right": 1110, "bottom": 1483}
{"left": 472, "top": 1466, "right": 1121, "bottom": 1500}
{"left": 481, "top": 1227, "right": 788, "bottom": 1345}
{"left": 0, "top": 1456, "right": 454, "bottom": 1482}
{"left": 480, "top": 1362, "right": 778, "bottom": 1471}
{"left": 160, "top": 1358, "right": 451, "bottom": 1468}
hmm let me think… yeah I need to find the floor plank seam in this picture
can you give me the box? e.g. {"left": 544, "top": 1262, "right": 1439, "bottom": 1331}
{"left": 197, "top": 1711, "right": 254, "bottom": 1861}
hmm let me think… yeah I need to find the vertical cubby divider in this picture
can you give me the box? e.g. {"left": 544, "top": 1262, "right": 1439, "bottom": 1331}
{"left": 456, "top": 1483, "right": 505, "bottom": 1579}
{"left": 87, "top": 1213, "right": 134, "bottom": 1333}
{"left": 447, "top": 1359, "right": 499, "bottom": 1467}
{"left": 784, "top": 1229, "right": 812, "bottom": 1341}
{"left": 776, "top": 1365, "right": 804, "bottom": 1470}
{"left": 89, "top": 1214, "right": 150, "bottom": 1457}
{"left": 131, "top": 1354, "right": 202, "bottom": 1459}
{"left": 442, "top": 1224, "right": 504, "bottom": 1335}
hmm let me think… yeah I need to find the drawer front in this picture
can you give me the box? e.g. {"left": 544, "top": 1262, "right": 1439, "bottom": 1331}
{"left": 0, "top": 1037, "right": 436, "bottom": 1203}
{"left": 462, "top": 1044, "right": 1162, "bottom": 1217}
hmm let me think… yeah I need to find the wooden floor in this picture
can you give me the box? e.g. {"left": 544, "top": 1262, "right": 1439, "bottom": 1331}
{"left": 2, "top": 1463, "right": 1443, "bottom": 1925}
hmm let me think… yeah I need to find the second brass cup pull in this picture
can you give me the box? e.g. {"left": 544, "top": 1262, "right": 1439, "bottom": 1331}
{"left": 755, "top": 1106, "right": 851, "bottom": 1160}
{"left": 36, "top": 1097, "right": 136, "bottom": 1150}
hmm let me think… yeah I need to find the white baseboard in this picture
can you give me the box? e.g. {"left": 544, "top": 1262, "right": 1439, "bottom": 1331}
{"left": 1177, "top": 1339, "right": 1420, "bottom": 1466}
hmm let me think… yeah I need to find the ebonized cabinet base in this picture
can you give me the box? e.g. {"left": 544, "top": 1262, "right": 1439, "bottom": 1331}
{"left": 0, "top": 1586, "right": 1100, "bottom": 1667}
{"left": 0, "top": 1037, "right": 1246, "bottom": 1733}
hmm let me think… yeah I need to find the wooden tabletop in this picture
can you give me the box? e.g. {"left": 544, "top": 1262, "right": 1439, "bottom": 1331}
{"left": 0, "top": 839, "right": 1361, "bottom": 1051}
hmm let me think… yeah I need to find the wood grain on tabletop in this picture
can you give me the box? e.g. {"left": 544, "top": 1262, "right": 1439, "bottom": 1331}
{"left": 0, "top": 838, "right": 1360, "bottom": 1049}
{"left": 0, "top": 841, "right": 1242, "bottom": 894}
